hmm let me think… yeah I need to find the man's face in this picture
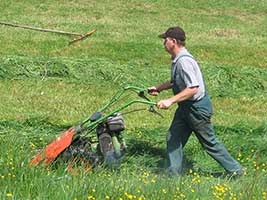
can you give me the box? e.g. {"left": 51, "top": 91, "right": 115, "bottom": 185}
{"left": 163, "top": 37, "right": 176, "bottom": 54}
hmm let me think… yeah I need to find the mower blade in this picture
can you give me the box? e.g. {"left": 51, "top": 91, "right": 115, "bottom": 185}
{"left": 29, "top": 127, "right": 76, "bottom": 166}
{"left": 45, "top": 127, "right": 76, "bottom": 165}
{"left": 29, "top": 150, "right": 45, "bottom": 166}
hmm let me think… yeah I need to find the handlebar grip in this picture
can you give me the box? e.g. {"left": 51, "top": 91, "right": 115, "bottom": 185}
{"left": 148, "top": 88, "right": 160, "bottom": 93}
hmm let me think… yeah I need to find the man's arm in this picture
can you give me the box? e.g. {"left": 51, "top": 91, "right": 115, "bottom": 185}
{"left": 157, "top": 86, "right": 199, "bottom": 109}
{"left": 148, "top": 81, "right": 173, "bottom": 96}
{"left": 156, "top": 81, "right": 173, "bottom": 92}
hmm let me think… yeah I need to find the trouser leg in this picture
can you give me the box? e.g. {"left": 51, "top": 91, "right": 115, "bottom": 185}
{"left": 167, "top": 109, "right": 192, "bottom": 175}
{"left": 188, "top": 111, "right": 243, "bottom": 173}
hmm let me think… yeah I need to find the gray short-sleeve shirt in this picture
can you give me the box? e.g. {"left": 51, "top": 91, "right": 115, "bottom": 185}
{"left": 171, "top": 48, "right": 205, "bottom": 101}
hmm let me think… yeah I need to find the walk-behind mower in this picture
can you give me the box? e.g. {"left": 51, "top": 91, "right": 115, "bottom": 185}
{"left": 30, "top": 86, "right": 162, "bottom": 172}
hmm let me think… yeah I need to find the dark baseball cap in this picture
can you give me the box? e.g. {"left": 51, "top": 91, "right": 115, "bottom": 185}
{"left": 159, "top": 26, "right": 186, "bottom": 42}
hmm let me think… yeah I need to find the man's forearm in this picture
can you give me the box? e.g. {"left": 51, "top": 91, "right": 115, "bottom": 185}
{"left": 156, "top": 86, "right": 199, "bottom": 109}
{"left": 169, "top": 87, "right": 199, "bottom": 104}
{"left": 156, "top": 81, "right": 173, "bottom": 92}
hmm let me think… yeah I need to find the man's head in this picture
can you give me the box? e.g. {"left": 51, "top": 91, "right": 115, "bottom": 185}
{"left": 159, "top": 26, "right": 186, "bottom": 56}
{"left": 159, "top": 26, "right": 186, "bottom": 45}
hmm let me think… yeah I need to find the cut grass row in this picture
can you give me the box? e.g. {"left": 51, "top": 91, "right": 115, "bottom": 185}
{"left": 1, "top": 56, "right": 266, "bottom": 97}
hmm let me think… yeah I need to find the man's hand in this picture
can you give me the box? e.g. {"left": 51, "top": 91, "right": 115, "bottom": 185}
{"left": 148, "top": 86, "right": 160, "bottom": 96}
{"left": 148, "top": 81, "right": 173, "bottom": 96}
{"left": 157, "top": 99, "right": 174, "bottom": 109}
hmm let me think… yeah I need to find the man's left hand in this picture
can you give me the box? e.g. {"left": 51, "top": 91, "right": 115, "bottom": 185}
{"left": 157, "top": 99, "right": 173, "bottom": 109}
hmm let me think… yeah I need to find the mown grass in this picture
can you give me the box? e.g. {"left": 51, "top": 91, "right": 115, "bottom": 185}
{"left": 0, "top": 0, "right": 267, "bottom": 199}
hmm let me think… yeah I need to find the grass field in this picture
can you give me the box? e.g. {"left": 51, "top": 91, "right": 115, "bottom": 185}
{"left": 0, "top": 0, "right": 267, "bottom": 199}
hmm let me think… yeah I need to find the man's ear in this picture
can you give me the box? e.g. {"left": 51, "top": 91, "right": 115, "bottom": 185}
{"left": 172, "top": 38, "right": 178, "bottom": 44}
{"left": 173, "top": 38, "right": 181, "bottom": 46}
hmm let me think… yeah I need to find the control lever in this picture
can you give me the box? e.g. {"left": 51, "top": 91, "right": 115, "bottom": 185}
{"left": 149, "top": 106, "right": 164, "bottom": 118}
{"left": 138, "top": 91, "right": 163, "bottom": 118}
{"left": 138, "top": 91, "right": 151, "bottom": 101}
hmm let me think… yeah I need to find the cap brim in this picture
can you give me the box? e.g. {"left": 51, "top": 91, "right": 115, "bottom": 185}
{"left": 158, "top": 33, "right": 167, "bottom": 39}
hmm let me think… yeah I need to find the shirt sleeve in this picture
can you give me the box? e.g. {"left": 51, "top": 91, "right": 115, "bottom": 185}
{"left": 180, "top": 58, "right": 199, "bottom": 88}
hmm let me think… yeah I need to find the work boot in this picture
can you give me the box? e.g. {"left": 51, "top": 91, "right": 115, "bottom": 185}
{"left": 226, "top": 169, "right": 245, "bottom": 179}
{"left": 168, "top": 167, "right": 181, "bottom": 178}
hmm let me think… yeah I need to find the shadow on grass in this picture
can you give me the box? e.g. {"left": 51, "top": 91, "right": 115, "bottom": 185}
{"left": 124, "top": 138, "right": 229, "bottom": 177}
{"left": 0, "top": 117, "right": 72, "bottom": 137}
{"left": 123, "top": 123, "right": 267, "bottom": 176}
{"left": 125, "top": 138, "right": 195, "bottom": 174}
{"left": 0, "top": 117, "right": 70, "bottom": 129}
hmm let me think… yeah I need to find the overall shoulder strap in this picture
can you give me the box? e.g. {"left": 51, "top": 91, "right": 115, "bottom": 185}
{"left": 176, "top": 54, "right": 195, "bottom": 62}
{"left": 176, "top": 54, "right": 208, "bottom": 97}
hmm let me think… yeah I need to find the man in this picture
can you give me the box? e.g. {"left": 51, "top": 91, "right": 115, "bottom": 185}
{"left": 149, "top": 26, "right": 243, "bottom": 176}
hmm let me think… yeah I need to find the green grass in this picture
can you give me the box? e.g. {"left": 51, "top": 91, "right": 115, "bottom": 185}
{"left": 0, "top": 0, "right": 267, "bottom": 199}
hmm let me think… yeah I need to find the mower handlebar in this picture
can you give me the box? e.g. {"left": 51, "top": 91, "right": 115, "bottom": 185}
{"left": 80, "top": 86, "right": 159, "bottom": 126}
{"left": 99, "top": 86, "right": 151, "bottom": 112}
{"left": 83, "top": 99, "right": 157, "bottom": 131}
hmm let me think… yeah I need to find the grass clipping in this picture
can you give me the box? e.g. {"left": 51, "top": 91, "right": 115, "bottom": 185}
{"left": 1, "top": 55, "right": 266, "bottom": 97}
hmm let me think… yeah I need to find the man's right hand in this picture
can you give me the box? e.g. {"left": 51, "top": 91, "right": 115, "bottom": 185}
{"left": 148, "top": 86, "right": 160, "bottom": 96}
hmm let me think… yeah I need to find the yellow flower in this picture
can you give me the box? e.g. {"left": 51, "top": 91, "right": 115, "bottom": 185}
{"left": 88, "top": 195, "right": 95, "bottom": 200}
{"left": 30, "top": 142, "right": 35, "bottom": 148}
{"left": 138, "top": 195, "right": 145, "bottom": 200}
{"left": 6, "top": 193, "right": 13, "bottom": 197}
{"left": 162, "top": 189, "right": 167, "bottom": 194}
{"left": 125, "top": 192, "right": 133, "bottom": 199}
{"left": 142, "top": 172, "right": 150, "bottom": 178}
